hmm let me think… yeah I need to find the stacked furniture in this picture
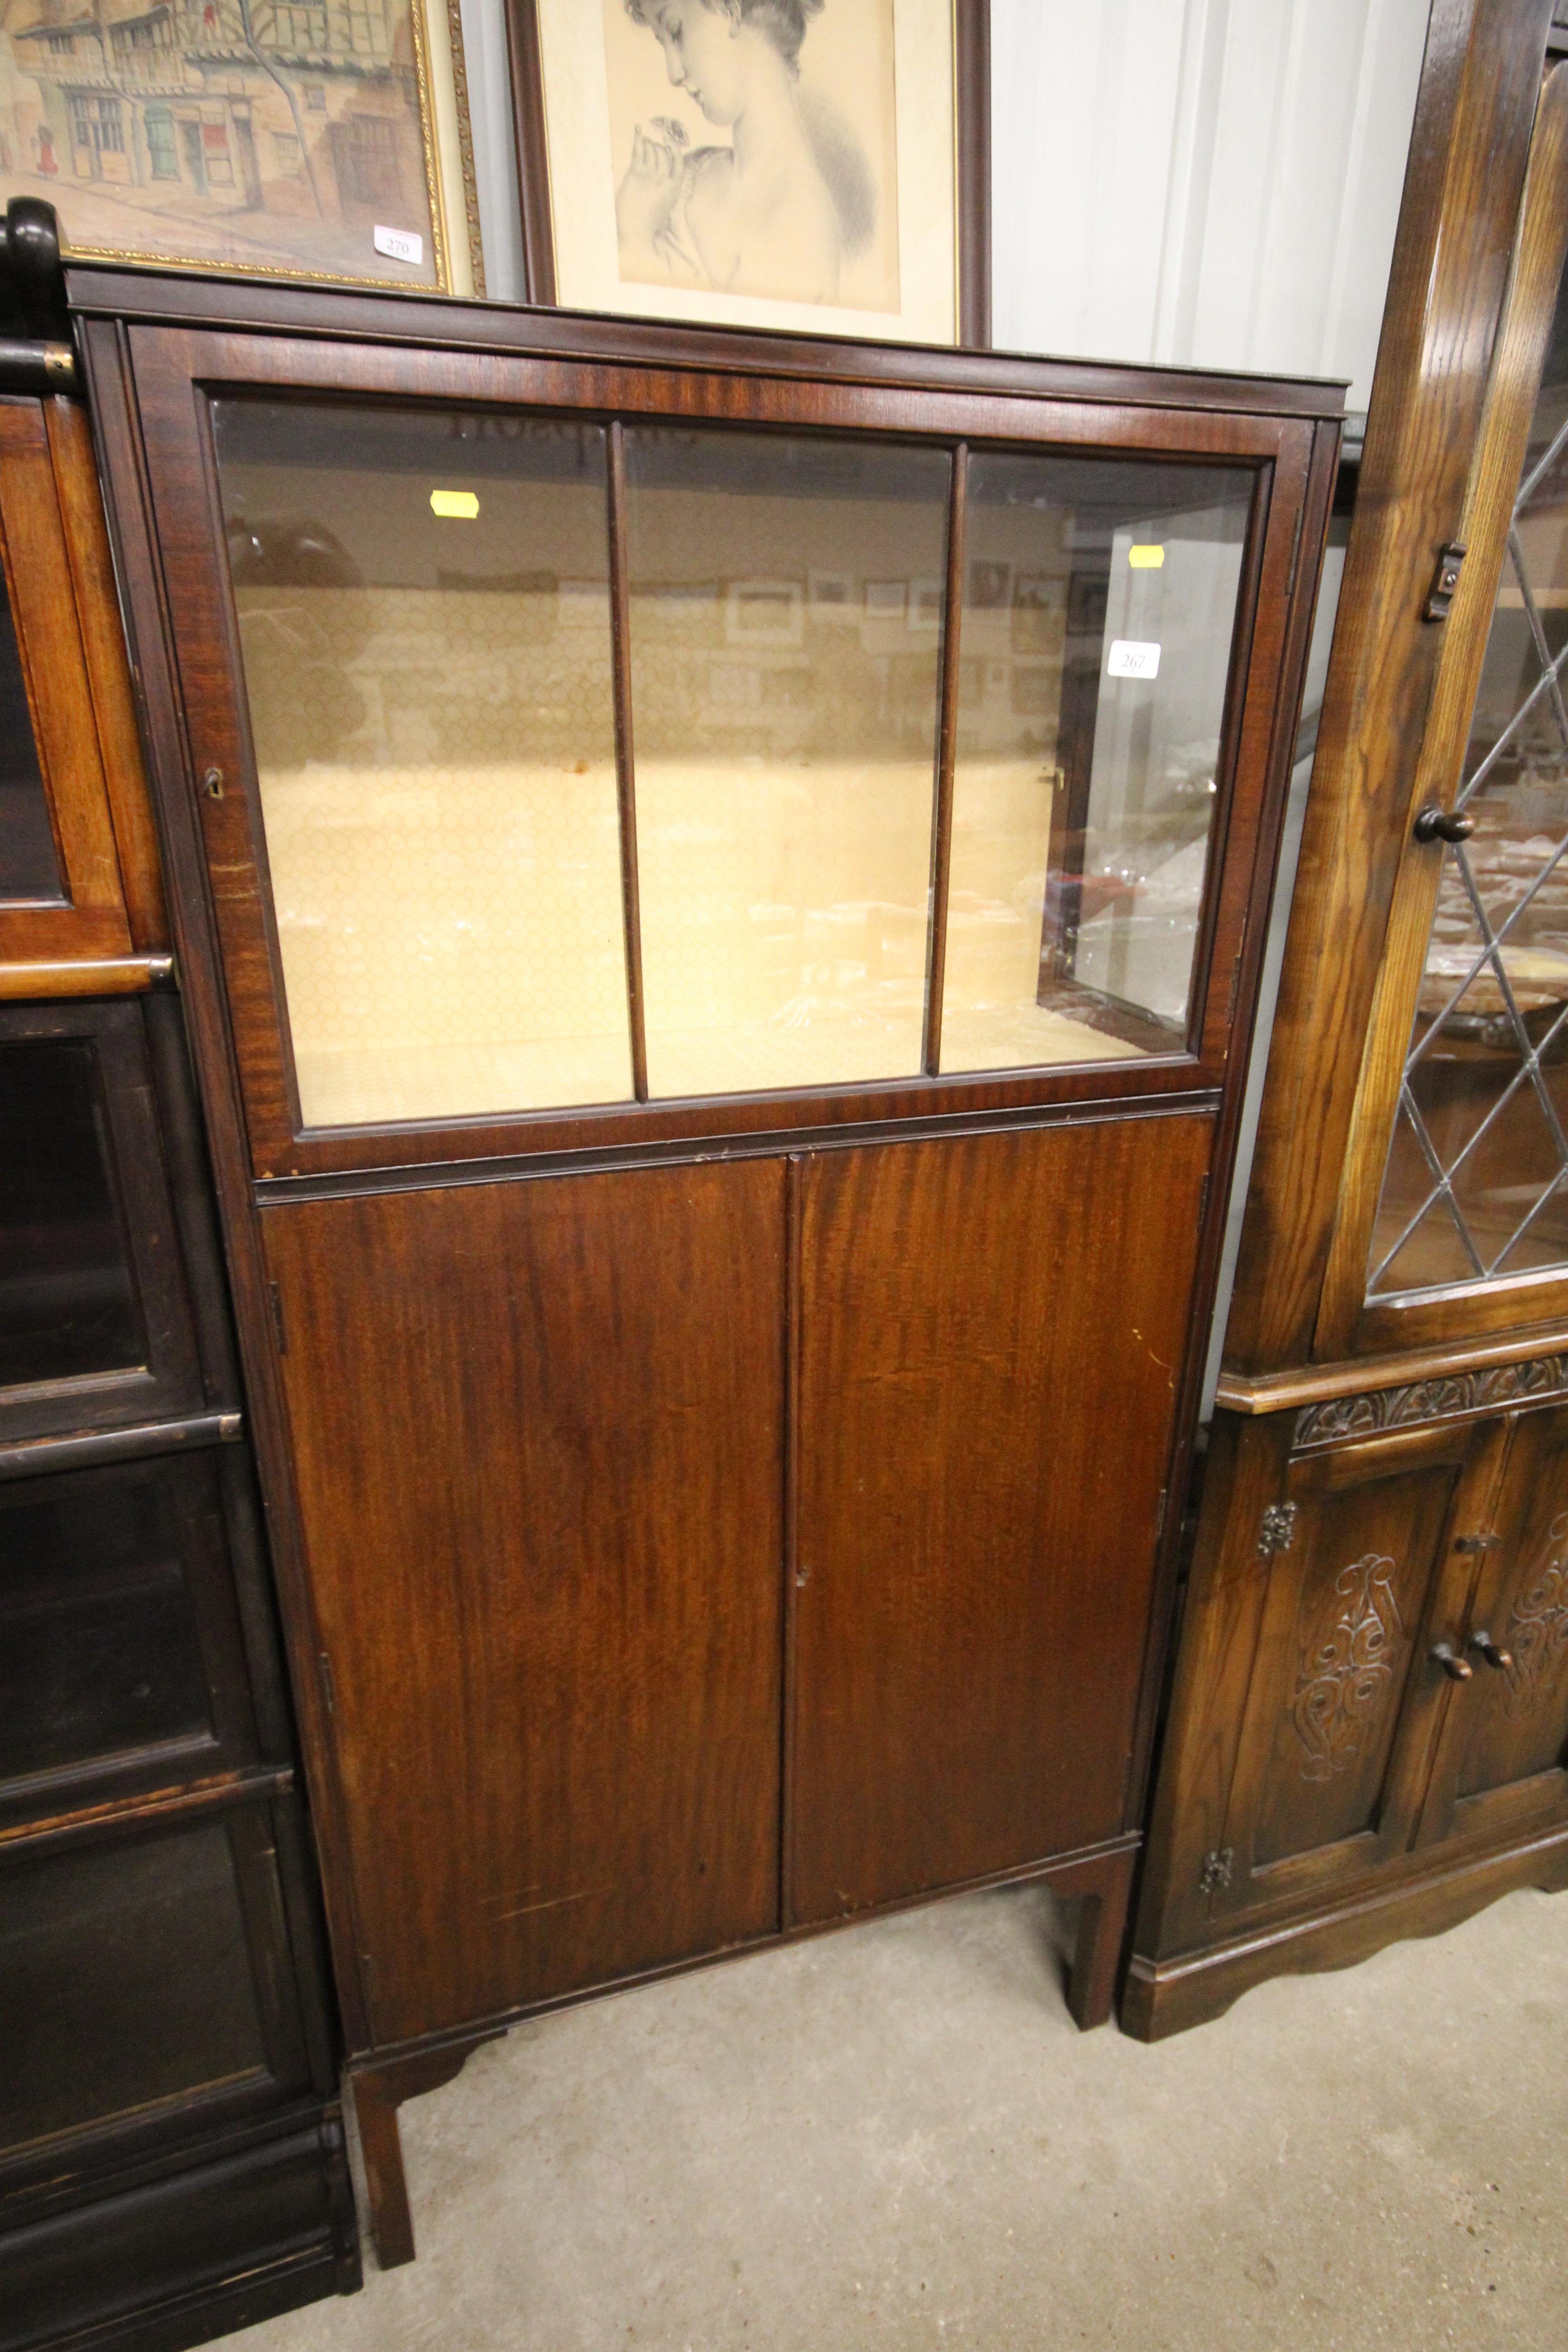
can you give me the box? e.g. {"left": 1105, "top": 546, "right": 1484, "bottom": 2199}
{"left": 0, "top": 208, "right": 358, "bottom": 2349}
{"left": 1128, "top": 5, "right": 1568, "bottom": 2038}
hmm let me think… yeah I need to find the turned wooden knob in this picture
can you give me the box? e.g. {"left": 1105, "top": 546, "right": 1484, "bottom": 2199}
{"left": 1431, "top": 1642, "right": 1474, "bottom": 1681}
{"left": 1469, "top": 1629, "right": 1514, "bottom": 1671}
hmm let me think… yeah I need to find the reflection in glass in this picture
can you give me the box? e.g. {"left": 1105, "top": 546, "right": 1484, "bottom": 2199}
{"left": 1369, "top": 253, "right": 1568, "bottom": 1295}
{"left": 0, "top": 1465, "right": 212, "bottom": 1783}
{"left": 623, "top": 428, "right": 950, "bottom": 1097}
{"left": 0, "top": 1041, "right": 141, "bottom": 1391}
{"left": 215, "top": 400, "right": 632, "bottom": 1128}
{"left": 0, "top": 1829, "right": 265, "bottom": 2145}
{"left": 941, "top": 455, "right": 1251, "bottom": 1073}
{"left": 215, "top": 400, "right": 1261, "bottom": 1128}
{"left": 0, "top": 563, "right": 60, "bottom": 903}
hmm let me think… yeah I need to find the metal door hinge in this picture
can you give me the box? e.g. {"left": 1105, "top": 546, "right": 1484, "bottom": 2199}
{"left": 1423, "top": 542, "right": 1466, "bottom": 621}
{"left": 1154, "top": 1485, "right": 1169, "bottom": 1540}
{"left": 270, "top": 1281, "right": 288, "bottom": 1354}
{"left": 320, "top": 1651, "right": 337, "bottom": 1713}
{"left": 1199, "top": 1847, "right": 1234, "bottom": 1895}
{"left": 1258, "top": 1501, "right": 1298, "bottom": 1556}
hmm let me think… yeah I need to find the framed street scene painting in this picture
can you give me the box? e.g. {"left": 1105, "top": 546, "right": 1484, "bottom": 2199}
{"left": 508, "top": 0, "right": 990, "bottom": 345}
{"left": 0, "top": 0, "right": 482, "bottom": 292}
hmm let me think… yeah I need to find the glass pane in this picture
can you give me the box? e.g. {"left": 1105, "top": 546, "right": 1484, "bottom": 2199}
{"left": 623, "top": 428, "right": 949, "bottom": 1098}
{"left": 0, "top": 562, "right": 60, "bottom": 903}
{"left": 941, "top": 455, "right": 1251, "bottom": 1073}
{"left": 1368, "top": 247, "right": 1568, "bottom": 1297}
{"left": 0, "top": 1040, "right": 141, "bottom": 1390}
{"left": 0, "top": 1826, "right": 265, "bottom": 2149}
{"left": 214, "top": 400, "right": 632, "bottom": 1129}
{"left": 0, "top": 1462, "right": 213, "bottom": 1785}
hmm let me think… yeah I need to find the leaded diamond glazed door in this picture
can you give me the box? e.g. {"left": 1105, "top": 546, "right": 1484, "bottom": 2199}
{"left": 1322, "top": 59, "right": 1568, "bottom": 1357}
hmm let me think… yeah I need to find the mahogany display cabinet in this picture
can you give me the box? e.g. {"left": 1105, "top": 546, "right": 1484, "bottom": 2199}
{"left": 68, "top": 264, "right": 1342, "bottom": 2262}
{"left": 0, "top": 279, "right": 358, "bottom": 2351}
{"left": 1127, "top": 12, "right": 1568, "bottom": 2039}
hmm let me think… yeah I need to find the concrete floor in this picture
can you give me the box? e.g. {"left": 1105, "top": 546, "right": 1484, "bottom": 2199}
{"left": 234, "top": 1884, "right": 1567, "bottom": 2351}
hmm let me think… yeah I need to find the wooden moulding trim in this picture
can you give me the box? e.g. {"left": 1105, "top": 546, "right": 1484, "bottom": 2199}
{"left": 43, "top": 395, "right": 169, "bottom": 953}
{"left": 254, "top": 1090, "right": 1222, "bottom": 1206}
{"left": 352, "top": 1832, "right": 1144, "bottom": 2070}
{"left": 1122, "top": 1818, "right": 1568, "bottom": 2029}
{"left": 0, "top": 1407, "right": 241, "bottom": 1481}
{"left": 1215, "top": 1313, "right": 1568, "bottom": 1414}
{"left": 66, "top": 266, "right": 1345, "bottom": 421}
{"left": 0, "top": 1763, "right": 294, "bottom": 1859}
{"left": 0, "top": 951, "right": 173, "bottom": 998}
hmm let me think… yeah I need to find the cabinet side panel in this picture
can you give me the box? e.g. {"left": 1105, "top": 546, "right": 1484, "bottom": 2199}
{"left": 263, "top": 1158, "right": 786, "bottom": 2046}
{"left": 790, "top": 1111, "right": 1210, "bottom": 1923}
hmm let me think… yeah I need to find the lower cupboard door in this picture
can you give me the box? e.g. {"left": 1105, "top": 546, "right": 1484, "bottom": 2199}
{"left": 262, "top": 1159, "right": 786, "bottom": 2048}
{"left": 788, "top": 1113, "right": 1210, "bottom": 1926}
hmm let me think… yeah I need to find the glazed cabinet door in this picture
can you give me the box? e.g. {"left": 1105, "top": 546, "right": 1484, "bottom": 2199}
{"left": 1420, "top": 1402, "right": 1568, "bottom": 1849}
{"left": 1202, "top": 1416, "right": 1506, "bottom": 1926}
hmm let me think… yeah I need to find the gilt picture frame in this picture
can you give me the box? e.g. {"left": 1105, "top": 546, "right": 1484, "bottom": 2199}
{"left": 506, "top": 0, "right": 990, "bottom": 346}
{"left": 0, "top": 0, "right": 483, "bottom": 294}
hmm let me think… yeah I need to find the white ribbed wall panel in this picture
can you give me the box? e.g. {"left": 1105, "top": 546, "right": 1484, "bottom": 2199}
{"left": 991, "top": 0, "right": 1432, "bottom": 410}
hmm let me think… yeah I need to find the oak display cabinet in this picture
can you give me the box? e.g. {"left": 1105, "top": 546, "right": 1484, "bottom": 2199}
{"left": 70, "top": 265, "right": 1341, "bottom": 2263}
{"left": 1127, "top": 27, "right": 1568, "bottom": 2039}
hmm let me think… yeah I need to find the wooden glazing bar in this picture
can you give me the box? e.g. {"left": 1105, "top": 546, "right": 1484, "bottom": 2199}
{"left": 606, "top": 419, "right": 649, "bottom": 1104}
{"left": 0, "top": 952, "right": 173, "bottom": 998}
{"left": 922, "top": 444, "right": 968, "bottom": 1076}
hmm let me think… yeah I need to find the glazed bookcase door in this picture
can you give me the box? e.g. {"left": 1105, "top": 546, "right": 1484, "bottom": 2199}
{"left": 1419, "top": 1401, "right": 1568, "bottom": 1847}
{"left": 109, "top": 317, "right": 1330, "bottom": 1181}
{"left": 0, "top": 398, "right": 135, "bottom": 967}
{"left": 1205, "top": 1417, "right": 1507, "bottom": 1925}
{"left": 1322, "top": 62, "right": 1568, "bottom": 1357}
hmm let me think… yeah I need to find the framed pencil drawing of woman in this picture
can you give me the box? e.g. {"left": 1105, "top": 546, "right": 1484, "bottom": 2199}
{"left": 507, "top": 0, "right": 990, "bottom": 346}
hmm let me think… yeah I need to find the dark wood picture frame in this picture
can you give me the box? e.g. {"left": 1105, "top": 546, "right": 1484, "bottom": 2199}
{"left": 505, "top": 0, "right": 993, "bottom": 348}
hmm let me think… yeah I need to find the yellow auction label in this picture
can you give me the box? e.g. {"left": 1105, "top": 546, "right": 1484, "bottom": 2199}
{"left": 430, "top": 489, "right": 480, "bottom": 519}
{"left": 1129, "top": 544, "right": 1165, "bottom": 568}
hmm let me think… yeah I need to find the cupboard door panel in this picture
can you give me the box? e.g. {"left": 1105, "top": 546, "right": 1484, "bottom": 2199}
{"left": 1211, "top": 1421, "right": 1504, "bottom": 1921}
{"left": 264, "top": 1160, "right": 786, "bottom": 2046}
{"left": 789, "top": 1112, "right": 1210, "bottom": 1925}
{"left": 1426, "top": 1403, "right": 1568, "bottom": 1846}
